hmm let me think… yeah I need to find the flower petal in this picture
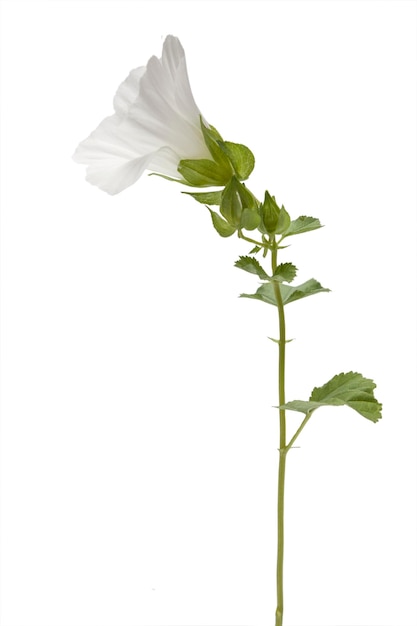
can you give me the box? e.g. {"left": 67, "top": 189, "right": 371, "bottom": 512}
{"left": 73, "top": 112, "right": 184, "bottom": 193}
{"left": 74, "top": 35, "right": 214, "bottom": 194}
{"left": 113, "top": 66, "right": 145, "bottom": 116}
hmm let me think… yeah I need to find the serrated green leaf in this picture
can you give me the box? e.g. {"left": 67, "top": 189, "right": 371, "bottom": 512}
{"left": 281, "top": 372, "right": 382, "bottom": 422}
{"left": 183, "top": 190, "right": 222, "bottom": 205}
{"left": 240, "top": 279, "right": 329, "bottom": 306}
{"left": 279, "top": 372, "right": 382, "bottom": 422}
{"left": 219, "top": 141, "right": 255, "bottom": 180}
{"left": 310, "top": 372, "right": 382, "bottom": 421}
{"left": 208, "top": 209, "right": 236, "bottom": 237}
{"left": 272, "top": 263, "right": 297, "bottom": 283}
{"left": 235, "top": 256, "right": 269, "bottom": 279}
{"left": 283, "top": 216, "right": 323, "bottom": 237}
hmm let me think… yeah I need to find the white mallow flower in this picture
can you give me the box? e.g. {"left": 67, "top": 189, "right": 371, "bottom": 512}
{"left": 73, "top": 36, "right": 217, "bottom": 195}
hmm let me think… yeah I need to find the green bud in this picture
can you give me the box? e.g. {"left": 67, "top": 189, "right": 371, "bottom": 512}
{"left": 260, "top": 191, "right": 291, "bottom": 235}
{"left": 220, "top": 176, "right": 244, "bottom": 227}
{"left": 220, "top": 176, "right": 260, "bottom": 229}
{"left": 200, "top": 118, "right": 255, "bottom": 182}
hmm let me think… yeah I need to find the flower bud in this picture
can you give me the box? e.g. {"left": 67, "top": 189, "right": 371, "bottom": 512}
{"left": 220, "top": 176, "right": 260, "bottom": 229}
{"left": 260, "top": 191, "right": 291, "bottom": 235}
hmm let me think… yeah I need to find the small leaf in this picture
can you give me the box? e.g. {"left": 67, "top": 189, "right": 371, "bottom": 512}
{"left": 283, "top": 216, "right": 323, "bottom": 237}
{"left": 235, "top": 256, "right": 269, "bottom": 280}
{"left": 272, "top": 263, "right": 297, "bottom": 283}
{"left": 240, "top": 279, "right": 330, "bottom": 306}
{"left": 208, "top": 209, "right": 236, "bottom": 237}
{"left": 183, "top": 190, "right": 222, "bottom": 205}
{"left": 249, "top": 245, "right": 262, "bottom": 254}
{"left": 281, "top": 372, "right": 382, "bottom": 422}
{"left": 268, "top": 337, "right": 294, "bottom": 344}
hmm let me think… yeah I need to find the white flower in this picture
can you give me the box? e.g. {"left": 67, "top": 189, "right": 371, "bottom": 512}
{"left": 73, "top": 35, "right": 213, "bottom": 195}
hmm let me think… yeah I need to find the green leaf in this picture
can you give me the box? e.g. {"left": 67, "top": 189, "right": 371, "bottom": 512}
{"left": 235, "top": 256, "right": 269, "bottom": 280}
{"left": 240, "top": 279, "right": 330, "bottom": 306}
{"left": 281, "top": 372, "right": 382, "bottom": 422}
{"left": 249, "top": 245, "right": 262, "bottom": 254}
{"left": 272, "top": 263, "right": 297, "bottom": 283}
{"left": 219, "top": 141, "right": 255, "bottom": 180}
{"left": 208, "top": 209, "right": 236, "bottom": 237}
{"left": 283, "top": 216, "right": 323, "bottom": 237}
{"left": 183, "top": 190, "right": 222, "bottom": 205}
{"left": 280, "top": 279, "right": 329, "bottom": 304}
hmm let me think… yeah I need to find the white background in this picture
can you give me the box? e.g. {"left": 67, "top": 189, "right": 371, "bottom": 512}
{"left": 0, "top": 1, "right": 416, "bottom": 625}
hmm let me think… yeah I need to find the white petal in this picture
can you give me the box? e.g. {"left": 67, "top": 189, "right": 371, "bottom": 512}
{"left": 73, "top": 114, "right": 183, "bottom": 193}
{"left": 113, "top": 66, "right": 145, "bottom": 116}
{"left": 74, "top": 35, "right": 214, "bottom": 193}
{"left": 161, "top": 36, "right": 202, "bottom": 122}
{"left": 85, "top": 154, "right": 151, "bottom": 195}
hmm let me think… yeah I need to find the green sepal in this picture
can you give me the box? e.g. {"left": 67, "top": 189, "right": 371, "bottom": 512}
{"left": 178, "top": 159, "right": 233, "bottom": 187}
{"left": 283, "top": 216, "right": 323, "bottom": 237}
{"left": 183, "top": 190, "right": 223, "bottom": 205}
{"left": 208, "top": 209, "right": 236, "bottom": 237}
{"left": 200, "top": 119, "right": 234, "bottom": 173}
{"left": 235, "top": 256, "right": 269, "bottom": 280}
{"left": 281, "top": 372, "right": 382, "bottom": 422}
{"left": 249, "top": 245, "right": 262, "bottom": 254}
{"left": 240, "top": 279, "right": 330, "bottom": 306}
{"left": 241, "top": 208, "right": 261, "bottom": 230}
{"left": 272, "top": 263, "right": 297, "bottom": 283}
{"left": 218, "top": 141, "right": 255, "bottom": 181}
{"left": 277, "top": 204, "right": 291, "bottom": 234}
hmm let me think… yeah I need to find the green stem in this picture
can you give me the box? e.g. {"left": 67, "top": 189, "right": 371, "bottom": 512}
{"left": 237, "top": 230, "right": 267, "bottom": 249}
{"left": 271, "top": 241, "right": 287, "bottom": 626}
{"left": 285, "top": 411, "right": 314, "bottom": 451}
